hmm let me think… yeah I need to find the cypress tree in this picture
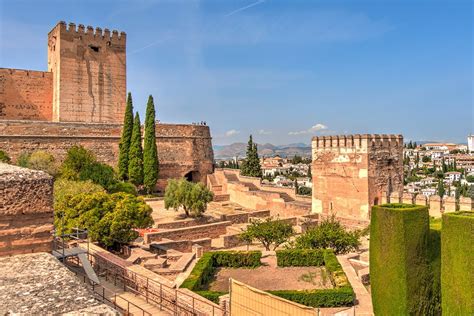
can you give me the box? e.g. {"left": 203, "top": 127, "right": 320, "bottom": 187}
{"left": 241, "top": 135, "right": 262, "bottom": 177}
{"left": 128, "top": 112, "right": 144, "bottom": 186}
{"left": 143, "top": 95, "right": 159, "bottom": 194}
{"left": 118, "top": 92, "right": 134, "bottom": 180}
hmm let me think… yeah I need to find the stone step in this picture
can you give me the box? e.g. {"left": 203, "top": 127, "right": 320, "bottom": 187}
{"left": 213, "top": 194, "right": 230, "bottom": 202}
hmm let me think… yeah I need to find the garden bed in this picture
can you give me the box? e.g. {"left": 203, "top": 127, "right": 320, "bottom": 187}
{"left": 180, "top": 249, "right": 354, "bottom": 307}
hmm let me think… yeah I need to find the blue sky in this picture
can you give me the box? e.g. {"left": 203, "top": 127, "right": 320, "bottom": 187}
{"left": 1, "top": 0, "right": 472, "bottom": 145}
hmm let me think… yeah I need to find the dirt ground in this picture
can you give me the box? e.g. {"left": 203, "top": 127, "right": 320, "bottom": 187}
{"left": 208, "top": 255, "right": 333, "bottom": 292}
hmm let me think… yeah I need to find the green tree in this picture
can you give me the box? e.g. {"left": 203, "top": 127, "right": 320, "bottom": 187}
{"left": 422, "top": 156, "right": 431, "bottom": 163}
{"left": 241, "top": 217, "right": 294, "bottom": 251}
{"left": 164, "top": 179, "right": 214, "bottom": 217}
{"left": 437, "top": 180, "right": 445, "bottom": 198}
{"left": 60, "top": 145, "right": 96, "bottom": 179}
{"left": 0, "top": 149, "right": 11, "bottom": 163}
{"left": 128, "top": 112, "right": 144, "bottom": 187}
{"left": 54, "top": 179, "right": 105, "bottom": 208}
{"left": 298, "top": 186, "right": 312, "bottom": 196}
{"left": 54, "top": 191, "right": 153, "bottom": 248}
{"left": 143, "top": 95, "right": 159, "bottom": 194}
{"left": 307, "top": 165, "right": 312, "bottom": 179}
{"left": 240, "top": 135, "right": 262, "bottom": 177}
{"left": 118, "top": 92, "right": 134, "bottom": 180}
{"left": 293, "top": 214, "right": 361, "bottom": 254}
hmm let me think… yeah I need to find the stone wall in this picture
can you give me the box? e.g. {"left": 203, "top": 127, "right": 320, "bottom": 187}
{"left": 312, "top": 134, "right": 403, "bottom": 220}
{"left": 0, "top": 163, "right": 53, "bottom": 256}
{"left": 150, "top": 238, "right": 211, "bottom": 254}
{"left": 144, "top": 221, "right": 232, "bottom": 244}
{"left": 47, "top": 22, "right": 126, "bottom": 123}
{"left": 0, "top": 69, "right": 53, "bottom": 121}
{"left": 0, "top": 121, "right": 214, "bottom": 191}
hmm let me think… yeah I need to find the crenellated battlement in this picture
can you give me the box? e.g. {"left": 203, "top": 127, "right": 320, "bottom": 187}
{"left": 312, "top": 134, "right": 403, "bottom": 149}
{"left": 49, "top": 21, "right": 126, "bottom": 45}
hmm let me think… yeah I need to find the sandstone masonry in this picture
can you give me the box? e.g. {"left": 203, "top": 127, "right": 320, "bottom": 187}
{"left": 0, "top": 163, "right": 54, "bottom": 256}
{"left": 312, "top": 134, "right": 404, "bottom": 220}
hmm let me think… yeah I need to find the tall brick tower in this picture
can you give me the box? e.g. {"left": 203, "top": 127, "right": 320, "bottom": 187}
{"left": 311, "top": 134, "right": 404, "bottom": 220}
{"left": 47, "top": 21, "right": 126, "bottom": 123}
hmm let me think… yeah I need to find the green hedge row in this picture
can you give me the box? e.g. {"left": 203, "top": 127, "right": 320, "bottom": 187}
{"left": 276, "top": 249, "right": 325, "bottom": 267}
{"left": 181, "top": 251, "right": 262, "bottom": 292}
{"left": 441, "top": 211, "right": 474, "bottom": 315}
{"left": 269, "top": 287, "right": 354, "bottom": 308}
{"left": 271, "top": 249, "right": 354, "bottom": 307}
{"left": 370, "top": 203, "right": 440, "bottom": 315}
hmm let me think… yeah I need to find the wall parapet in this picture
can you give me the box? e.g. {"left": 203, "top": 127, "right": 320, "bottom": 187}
{"left": 312, "top": 134, "right": 403, "bottom": 149}
{"left": 49, "top": 21, "right": 126, "bottom": 44}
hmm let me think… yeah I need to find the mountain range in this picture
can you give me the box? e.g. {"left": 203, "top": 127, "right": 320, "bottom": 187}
{"left": 214, "top": 142, "right": 311, "bottom": 159}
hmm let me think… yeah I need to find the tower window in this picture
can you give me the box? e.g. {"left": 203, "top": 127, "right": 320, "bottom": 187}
{"left": 89, "top": 45, "right": 100, "bottom": 52}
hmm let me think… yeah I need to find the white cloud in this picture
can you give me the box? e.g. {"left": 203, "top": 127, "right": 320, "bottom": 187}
{"left": 289, "top": 123, "right": 328, "bottom": 135}
{"left": 225, "top": 129, "right": 241, "bottom": 137}
{"left": 258, "top": 129, "right": 272, "bottom": 135}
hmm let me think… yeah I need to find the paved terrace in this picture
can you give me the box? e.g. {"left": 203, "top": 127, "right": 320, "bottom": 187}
{"left": 0, "top": 252, "right": 116, "bottom": 315}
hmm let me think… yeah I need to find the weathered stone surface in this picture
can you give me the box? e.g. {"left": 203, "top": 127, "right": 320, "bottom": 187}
{"left": 312, "top": 134, "right": 404, "bottom": 220}
{"left": 0, "top": 163, "right": 54, "bottom": 256}
{"left": 0, "top": 252, "right": 115, "bottom": 314}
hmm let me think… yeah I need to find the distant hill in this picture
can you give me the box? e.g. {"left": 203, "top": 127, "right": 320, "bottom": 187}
{"left": 214, "top": 142, "right": 311, "bottom": 159}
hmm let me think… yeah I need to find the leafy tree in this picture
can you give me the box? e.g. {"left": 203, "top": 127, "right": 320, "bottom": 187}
{"left": 143, "top": 95, "right": 159, "bottom": 194}
{"left": 422, "top": 156, "right": 431, "bottom": 163}
{"left": 78, "top": 162, "right": 116, "bottom": 190}
{"left": 466, "top": 175, "right": 474, "bottom": 183}
{"left": 0, "top": 149, "right": 11, "bottom": 163}
{"left": 25, "top": 151, "right": 59, "bottom": 177}
{"left": 54, "top": 191, "right": 153, "bottom": 248}
{"left": 298, "top": 186, "right": 312, "bottom": 196}
{"left": 240, "top": 135, "right": 262, "bottom": 177}
{"left": 241, "top": 217, "right": 294, "bottom": 251}
{"left": 118, "top": 92, "right": 134, "bottom": 180}
{"left": 293, "top": 214, "right": 361, "bottom": 254}
{"left": 292, "top": 155, "right": 303, "bottom": 164}
{"left": 128, "top": 112, "right": 144, "bottom": 186}
{"left": 54, "top": 179, "right": 105, "bottom": 207}
{"left": 164, "top": 179, "right": 213, "bottom": 217}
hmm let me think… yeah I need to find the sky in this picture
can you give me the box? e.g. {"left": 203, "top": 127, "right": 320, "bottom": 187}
{"left": 0, "top": 0, "right": 472, "bottom": 145}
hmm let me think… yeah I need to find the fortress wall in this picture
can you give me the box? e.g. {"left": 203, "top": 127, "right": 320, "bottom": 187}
{"left": 0, "top": 69, "right": 53, "bottom": 121}
{"left": 0, "top": 163, "right": 54, "bottom": 256}
{"left": 0, "top": 121, "right": 214, "bottom": 191}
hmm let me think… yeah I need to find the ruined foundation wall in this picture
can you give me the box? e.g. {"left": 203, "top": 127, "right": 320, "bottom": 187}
{"left": 0, "top": 163, "right": 54, "bottom": 256}
{"left": 0, "top": 69, "right": 53, "bottom": 121}
{"left": 0, "top": 121, "right": 214, "bottom": 190}
{"left": 312, "top": 134, "right": 403, "bottom": 220}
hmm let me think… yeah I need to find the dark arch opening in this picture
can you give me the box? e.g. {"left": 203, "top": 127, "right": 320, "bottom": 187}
{"left": 184, "top": 170, "right": 201, "bottom": 183}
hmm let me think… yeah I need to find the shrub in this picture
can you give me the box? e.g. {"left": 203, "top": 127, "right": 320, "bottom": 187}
{"left": 194, "top": 291, "right": 227, "bottom": 304}
{"left": 164, "top": 179, "right": 213, "bottom": 217}
{"left": 276, "top": 249, "right": 325, "bottom": 267}
{"left": 441, "top": 211, "right": 474, "bottom": 315}
{"left": 54, "top": 179, "right": 105, "bottom": 207}
{"left": 54, "top": 191, "right": 153, "bottom": 248}
{"left": 60, "top": 145, "right": 96, "bottom": 179}
{"left": 269, "top": 287, "right": 354, "bottom": 308}
{"left": 78, "top": 161, "right": 116, "bottom": 190}
{"left": 370, "top": 203, "right": 437, "bottom": 315}
{"left": 180, "top": 252, "right": 216, "bottom": 291}
{"left": 25, "top": 151, "right": 59, "bottom": 176}
{"left": 107, "top": 181, "right": 137, "bottom": 195}
{"left": 294, "top": 214, "right": 360, "bottom": 254}
{"left": 17, "top": 152, "right": 31, "bottom": 167}
{"left": 240, "top": 217, "right": 294, "bottom": 251}
{"left": 0, "top": 149, "right": 11, "bottom": 163}
{"left": 213, "top": 251, "right": 262, "bottom": 268}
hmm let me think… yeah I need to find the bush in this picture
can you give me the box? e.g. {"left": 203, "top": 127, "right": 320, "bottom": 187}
{"left": 293, "top": 214, "right": 360, "bottom": 254}
{"left": 78, "top": 161, "right": 116, "bottom": 190}
{"left": 180, "top": 252, "right": 216, "bottom": 291}
{"left": 195, "top": 291, "right": 227, "bottom": 304}
{"left": 276, "top": 249, "right": 325, "bottom": 267}
{"left": 54, "top": 179, "right": 105, "bottom": 207}
{"left": 23, "top": 151, "right": 59, "bottom": 176}
{"left": 0, "top": 149, "right": 11, "bottom": 163}
{"left": 370, "top": 203, "right": 437, "bottom": 315}
{"left": 213, "top": 251, "right": 262, "bottom": 268}
{"left": 107, "top": 181, "right": 137, "bottom": 195}
{"left": 441, "top": 211, "right": 474, "bottom": 315}
{"left": 17, "top": 152, "right": 30, "bottom": 167}
{"left": 54, "top": 191, "right": 153, "bottom": 248}
{"left": 60, "top": 145, "right": 96, "bottom": 179}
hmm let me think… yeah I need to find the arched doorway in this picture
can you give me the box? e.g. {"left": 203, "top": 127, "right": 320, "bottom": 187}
{"left": 184, "top": 170, "right": 201, "bottom": 183}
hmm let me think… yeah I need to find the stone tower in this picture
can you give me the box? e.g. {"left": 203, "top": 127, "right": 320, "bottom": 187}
{"left": 47, "top": 21, "right": 126, "bottom": 123}
{"left": 311, "top": 134, "right": 404, "bottom": 220}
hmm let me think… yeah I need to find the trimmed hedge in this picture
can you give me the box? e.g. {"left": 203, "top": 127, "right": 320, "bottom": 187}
{"left": 370, "top": 203, "right": 437, "bottom": 315}
{"left": 181, "top": 250, "right": 262, "bottom": 298}
{"left": 276, "top": 249, "right": 325, "bottom": 267}
{"left": 271, "top": 249, "right": 354, "bottom": 307}
{"left": 441, "top": 211, "right": 474, "bottom": 315}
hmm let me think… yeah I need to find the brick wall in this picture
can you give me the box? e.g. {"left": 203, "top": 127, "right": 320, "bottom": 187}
{"left": 144, "top": 221, "right": 232, "bottom": 244}
{"left": 0, "top": 69, "right": 53, "bottom": 121}
{"left": 0, "top": 163, "right": 54, "bottom": 256}
{"left": 150, "top": 238, "right": 211, "bottom": 254}
{"left": 0, "top": 121, "right": 214, "bottom": 191}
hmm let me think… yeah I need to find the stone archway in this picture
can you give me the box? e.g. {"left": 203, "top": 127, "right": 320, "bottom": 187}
{"left": 184, "top": 170, "right": 201, "bottom": 183}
